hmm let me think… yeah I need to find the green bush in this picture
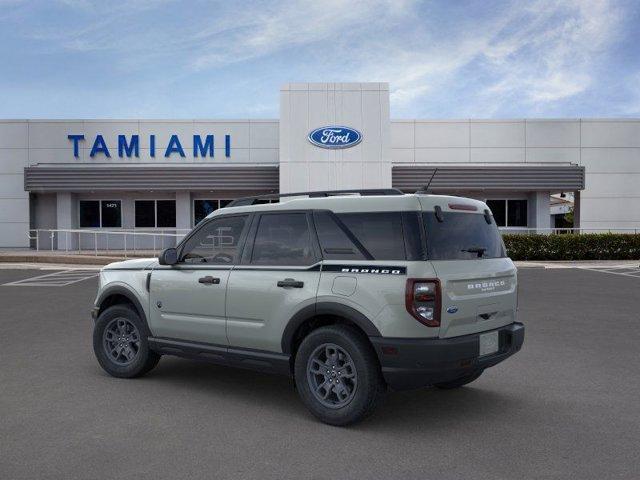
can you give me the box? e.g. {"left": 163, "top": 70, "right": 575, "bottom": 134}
{"left": 502, "top": 233, "right": 640, "bottom": 261}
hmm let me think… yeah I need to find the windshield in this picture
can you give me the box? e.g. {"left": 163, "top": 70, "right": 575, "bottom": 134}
{"left": 423, "top": 211, "right": 506, "bottom": 260}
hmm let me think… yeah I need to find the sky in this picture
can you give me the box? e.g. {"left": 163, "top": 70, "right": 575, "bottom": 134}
{"left": 0, "top": 0, "right": 639, "bottom": 119}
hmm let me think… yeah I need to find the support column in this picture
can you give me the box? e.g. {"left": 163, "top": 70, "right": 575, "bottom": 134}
{"left": 56, "top": 192, "right": 78, "bottom": 250}
{"left": 573, "top": 191, "right": 581, "bottom": 230}
{"left": 527, "top": 191, "right": 551, "bottom": 233}
{"left": 175, "top": 191, "right": 191, "bottom": 242}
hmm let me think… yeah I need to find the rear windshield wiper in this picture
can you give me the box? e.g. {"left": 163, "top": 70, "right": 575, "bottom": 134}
{"left": 461, "top": 247, "right": 487, "bottom": 258}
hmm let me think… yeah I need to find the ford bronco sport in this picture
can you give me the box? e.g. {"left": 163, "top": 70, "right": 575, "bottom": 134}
{"left": 92, "top": 189, "right": 524, "bottom": 426}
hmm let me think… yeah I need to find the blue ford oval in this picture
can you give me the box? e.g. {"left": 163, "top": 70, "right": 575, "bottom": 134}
{"left": 308, "top": 126, "right": 362, "bottom": 149}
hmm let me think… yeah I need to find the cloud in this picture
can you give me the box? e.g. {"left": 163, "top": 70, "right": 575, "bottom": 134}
{"left": 1, "top": 0, "right": 634, "bottom": 117}
{"left": 379, "top": 0, "right": 623, "bottom": 115}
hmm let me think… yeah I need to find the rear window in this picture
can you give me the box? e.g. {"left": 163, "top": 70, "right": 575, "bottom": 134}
{"left": 423, "top": 211, "right": 505, "bottom": 260}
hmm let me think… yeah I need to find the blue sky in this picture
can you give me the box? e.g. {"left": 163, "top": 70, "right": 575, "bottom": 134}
{"left": 1, "top": 0, "right": 639, "bottom": 119}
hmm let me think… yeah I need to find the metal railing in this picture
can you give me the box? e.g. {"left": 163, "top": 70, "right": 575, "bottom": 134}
{"left": 498, "top": 227, "right": 639, "bottom": 235}
{"left": 25, "top": 227, "right": 640, "bottom": 257}
{"left": 27, "top": 228, "right": 191, "bottom": 257}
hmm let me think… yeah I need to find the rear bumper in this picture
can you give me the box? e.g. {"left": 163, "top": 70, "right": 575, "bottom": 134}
{"left": 370, "top": 322, "right": 524, "bottom": 391}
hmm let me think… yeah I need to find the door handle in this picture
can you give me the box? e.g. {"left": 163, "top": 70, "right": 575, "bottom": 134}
{"left": 277, "top": 278, "right": 304, "bottom": 288}
{"left": 198, "top": 276, "right": 220, "bottom": 285}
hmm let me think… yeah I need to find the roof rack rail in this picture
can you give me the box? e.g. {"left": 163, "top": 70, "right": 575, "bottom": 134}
{"left": 226, "top": 188, "right": 404, "bottom": 207}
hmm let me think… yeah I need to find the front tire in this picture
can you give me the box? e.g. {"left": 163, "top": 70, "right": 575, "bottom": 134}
{"left": 294, "top": 325, "right": 385, "bottom": 426}
{"left": 93, "top": 304, "right": 160, "bottom": 378}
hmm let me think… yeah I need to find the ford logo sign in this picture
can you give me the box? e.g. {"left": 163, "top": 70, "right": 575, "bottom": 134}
{"left": 308, "top": 126, "right": 362, "bottom": 149}
{"left": 446, "top": 306, "right": 459, "bottom": 314}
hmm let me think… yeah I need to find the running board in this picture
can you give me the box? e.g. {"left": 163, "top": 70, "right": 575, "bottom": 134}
{"left": 148, "top": 337, "right": 291, "bottom": 376}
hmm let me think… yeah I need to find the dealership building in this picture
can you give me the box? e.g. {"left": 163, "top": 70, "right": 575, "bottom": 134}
{"left": 0, "top": 82, "right": 638, "bottom": 249}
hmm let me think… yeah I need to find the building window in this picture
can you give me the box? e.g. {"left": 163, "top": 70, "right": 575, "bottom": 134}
{"left": 193, "top": 199, "right": 233, "bottom": 225}
{"left": 507, "top": 200, "right": 528, "bottom": 227}
{"left": 135, "top": 200, "right": 176, "bottom": 228}
{"left": 486, "top": 199, "right": 528, "bottom": 227}
{"left": 79, "top": 200, "right": 121, "bottom": 228}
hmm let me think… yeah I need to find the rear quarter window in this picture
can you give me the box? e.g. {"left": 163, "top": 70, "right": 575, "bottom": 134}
{"left": 336, "top": 212, "right": 406, "bottom": 260}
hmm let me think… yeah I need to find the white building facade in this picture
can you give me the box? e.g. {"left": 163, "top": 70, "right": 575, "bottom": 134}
{"left": 1, "top": 82, "right": 638, "bottom": 249}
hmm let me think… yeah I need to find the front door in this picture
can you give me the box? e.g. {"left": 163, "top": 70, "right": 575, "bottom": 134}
{"left": 226, "top": 212, "right": 322, "bottom": 353}
{"left": 149, "top": 214, "right": 250, "bottom": 345}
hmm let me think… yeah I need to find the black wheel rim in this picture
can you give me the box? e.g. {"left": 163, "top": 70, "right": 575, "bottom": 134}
{"left": 307, "top": 343, "right": 357, "bottom": 409}
{"left": 103, "top": 318, "right": 141, "bottom": 366}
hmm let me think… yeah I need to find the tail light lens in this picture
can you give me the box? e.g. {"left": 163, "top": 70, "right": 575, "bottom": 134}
{"left": 405, "top": 279, "right": 441, "bottom": 327}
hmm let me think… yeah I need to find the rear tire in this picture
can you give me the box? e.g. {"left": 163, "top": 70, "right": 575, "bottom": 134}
{"left": 93, "top": 304, "right": 160, "bottom": 378}
{"left": 434, "top": 370, "right": 483, "bottom": 389}
{"left": 294, "top": 325, "right": 385, "bottom": 426}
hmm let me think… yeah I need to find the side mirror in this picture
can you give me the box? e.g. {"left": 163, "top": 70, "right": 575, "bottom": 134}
{"left": 159, "top": 247, "right": 178, "bottom": 266}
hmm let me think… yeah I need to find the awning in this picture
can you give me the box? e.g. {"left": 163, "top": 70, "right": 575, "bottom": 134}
{"left": 24, "top": 165, "right": 279, "bottom": 192}
{"left": 392, "top": 165, "right": 585, "bottom": 192}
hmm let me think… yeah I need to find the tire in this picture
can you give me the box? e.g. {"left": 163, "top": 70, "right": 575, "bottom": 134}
{"left": 294, "top": 325, "right": 385, "bottom": 426}
{"left": 434, "top": 370, "right": 483, "bottom": 390}
{"left": 93, "top": 304, "right": 160, "bottom": 378}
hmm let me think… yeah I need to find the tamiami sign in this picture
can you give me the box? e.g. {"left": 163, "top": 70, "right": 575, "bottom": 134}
{"left": 67, "top": 134, "right": 232, "bottom": 158}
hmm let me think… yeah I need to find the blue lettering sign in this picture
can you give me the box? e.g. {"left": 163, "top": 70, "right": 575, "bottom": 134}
{"left": 165, "top": 134, "right": 185, "bottom": 157}
{"left": 118, "top": 135, "right": 139, "bottom": 157}
{"left": 150, "top": 135, "right": 156, "bottom": 157}
{"left": 67, "top": 134, "right": 84, "bottom": 158}
{"left": 194, "top": 134, "right": 214, "bottom": 157}
{"left": 68, "top": 133, "right": 232, "bottom": 159}
{"left": 90, "top": 134, "right": 111, "bottom": 158}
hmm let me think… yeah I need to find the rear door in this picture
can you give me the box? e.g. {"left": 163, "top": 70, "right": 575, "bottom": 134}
{"left": 226, "top": 211, "right": 322, "bottom": 353}
{"left": 421, "top": 206, "right": 517, "bottom": 338}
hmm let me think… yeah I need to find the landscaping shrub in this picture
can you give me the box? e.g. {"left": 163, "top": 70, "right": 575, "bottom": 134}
{"left": 502, "top": 233, "right": 640, "bottom": 261}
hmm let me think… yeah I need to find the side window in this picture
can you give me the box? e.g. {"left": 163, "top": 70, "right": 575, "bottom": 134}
{"left": 251, "top": 213, "right": 315, "bottom": 266}
{"left": 313, "top": 211, "right": 366, "bottom": 260}
{"left": 336, "top": 212, "right": 406, "bottom": 260}
{"left": 180, "top": 215, "right": 248, "bottom": 265}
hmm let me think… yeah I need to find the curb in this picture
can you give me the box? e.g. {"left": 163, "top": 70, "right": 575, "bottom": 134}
{"left": 0, "top": 255, "right": 124, "bottom": 266}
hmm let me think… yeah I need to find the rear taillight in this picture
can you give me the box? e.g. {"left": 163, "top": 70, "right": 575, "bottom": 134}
{"left": 405, "top": 279, "right": 441, "bottom": 327}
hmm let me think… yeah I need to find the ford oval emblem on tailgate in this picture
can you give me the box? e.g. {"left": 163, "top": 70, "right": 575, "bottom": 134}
{"left": 308, "top": 126, "right": 362, "bottom": 149}
{"left": 447, "top": 306, "right": 459, "bottom": 314}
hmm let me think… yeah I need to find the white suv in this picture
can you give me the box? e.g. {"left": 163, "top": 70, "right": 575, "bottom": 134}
{"left": 91, "top": 189, "right": 524, "bottom": 425}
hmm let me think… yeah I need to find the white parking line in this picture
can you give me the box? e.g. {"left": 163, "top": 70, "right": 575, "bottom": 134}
{"left": 577, "top": 265, "right": 640, "bottom": 279}
{"left": 2, "top": 269, "right": 99, "bottom": 287}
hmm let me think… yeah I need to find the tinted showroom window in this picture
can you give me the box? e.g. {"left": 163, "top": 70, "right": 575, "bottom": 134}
{"left": 135, "top": 200, "right": 176, "bottom": 228}
{"left": 423, "top": 211, "right": 505, "bottom": 260}
{"left": 135, "top": 201, "right": 155, "bottom": 228}
{"left": 486, "top": 199, "right": 528, "bottom": 227}
{"left": 486, "top": 200, "right": 506, "bottom": 227}
{"left": 251, "top": 213, "right": 315, "bottom": 266}
{"left": 336, "top": 212, "right": 406, "bottom": 260}
{"left": 80, "top": 200, "right": 121, "bottom": 228}
{"left": 507, "top": 200, "right": 528, "bottom": 227}
{"left": 181, "top": 215, "right": 248, "bottom": 264}
{"left": 79, "top": 201, "right": 100, "bottom": 228}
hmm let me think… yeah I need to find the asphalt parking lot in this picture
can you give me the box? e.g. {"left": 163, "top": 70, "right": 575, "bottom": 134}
{"left": 1, "top": 266, "right": 639, "bottom": 479}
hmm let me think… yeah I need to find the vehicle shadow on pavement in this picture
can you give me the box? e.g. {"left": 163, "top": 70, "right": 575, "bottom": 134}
{"left": 103, "top": 356, "right": 524, "bottom": 430}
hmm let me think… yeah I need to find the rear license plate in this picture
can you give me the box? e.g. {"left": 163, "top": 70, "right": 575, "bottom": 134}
{"left": 479, "top": 331, "right": 499, "bottom": 357}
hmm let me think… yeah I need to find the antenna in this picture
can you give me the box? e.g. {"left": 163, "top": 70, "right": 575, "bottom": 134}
{"left": 418, "top": 168, "right": 438, "bottom": 193}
